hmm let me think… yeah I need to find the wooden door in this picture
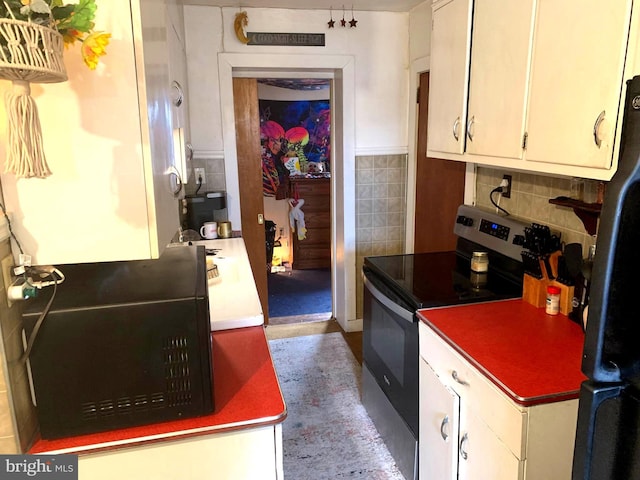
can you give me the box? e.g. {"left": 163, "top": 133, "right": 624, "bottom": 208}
{"left": 233, "top": 78, "right": 269, "bottom": 322}
{"left": 414, "top": 71, "right": 466, "bottom": 253}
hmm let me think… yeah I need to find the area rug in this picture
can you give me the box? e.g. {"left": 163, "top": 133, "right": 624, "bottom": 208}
{"left": 269, "top": 332, "right": 405, "bottom": 479}
{"left": 268, "top": 268, "right": 332, "bottom": 318}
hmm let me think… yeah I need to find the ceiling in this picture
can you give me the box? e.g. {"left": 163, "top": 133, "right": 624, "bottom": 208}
{"left": 182, "top": 0, "right": 427, "bottom": 13}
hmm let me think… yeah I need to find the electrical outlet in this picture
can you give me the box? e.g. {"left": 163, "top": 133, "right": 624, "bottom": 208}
{"left": 2, "top": 255, "right": 15, "bottom": 307}
{"left": 501, "top": 174, "right": 512, "bottom": 198}
{"left": 194, "top": 168, "right": 206, "bottom": 184}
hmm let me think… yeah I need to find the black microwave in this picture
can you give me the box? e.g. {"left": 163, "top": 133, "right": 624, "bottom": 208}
{"left": 21, "top": 246, "right": 214, "bottom": 439}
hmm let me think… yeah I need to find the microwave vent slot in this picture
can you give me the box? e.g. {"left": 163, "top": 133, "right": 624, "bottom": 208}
{"left": 150, "top": 392, "right": 166, "bottom": 409}
{"left": 116, "top": 396, "right": 132, "bottom": 415}
{"left": 98, "top": 400, "right": 115, "bottom": 418}
{"left": 163, "top": 335, "right": 194, "bottom": 407}
{"left": 81, "top": 402, "right": 98, "bottom": 421}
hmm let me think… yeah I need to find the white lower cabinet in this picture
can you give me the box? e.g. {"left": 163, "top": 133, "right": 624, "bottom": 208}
{"left": 419, "top": 322, "right": 578, "bottom": 480}
{"left": 420, "top": 360, "right": 460, "bottom": 480}
{"left": 78, "top": 424, "right": 283, "bottom": 480}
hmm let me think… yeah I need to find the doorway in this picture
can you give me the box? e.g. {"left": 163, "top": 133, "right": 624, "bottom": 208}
{"left": 220, "top": 53, "right": 358, "bottom": 332}
{"left": 234, "top": 76, "right": 334, "bottom": 326}
{"left": 258, "top": 78, "right": 333, "bottom": 325}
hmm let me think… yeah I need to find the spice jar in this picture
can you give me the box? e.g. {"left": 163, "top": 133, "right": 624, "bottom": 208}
{"left": 471, "top": 251, "right": 489, "bottom": 273}
{"left": 546, "top": 285, "right": 561, "bottom": 315}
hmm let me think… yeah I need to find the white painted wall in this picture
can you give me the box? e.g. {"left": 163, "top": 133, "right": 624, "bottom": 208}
{"left": 184, "top": 6, "right": 410, "bottom": 157}
{"left": 410, "top": 1, "right": 432, "bottom": 63}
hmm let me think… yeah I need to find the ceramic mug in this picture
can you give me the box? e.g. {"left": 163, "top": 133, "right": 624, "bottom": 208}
{"left": 217, "top": 221, "right": 232, "bottom": 238}
{"left": 200, "top": 221, "right": 218, "bottom": 239}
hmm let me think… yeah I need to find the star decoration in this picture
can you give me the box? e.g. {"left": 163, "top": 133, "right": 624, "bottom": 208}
{"left": 349, "top": 6, "right": 358, "bottom": 28}
{"left": 341, "top": 6, "right": 346, "bottom": 27}
{"left": 328, "top": 7, "right": 335, "bottom": 28}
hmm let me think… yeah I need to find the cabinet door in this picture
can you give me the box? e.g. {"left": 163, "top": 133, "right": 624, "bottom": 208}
{"left": 466, "top": 0, "right": 534, "bottom": 159}
{"left": 427, "top": 0, "right": 473, "bottom": 156}
{"left": 419, "top": 359, "right": 459, "bottom": 480}
{"left": 458, "top": 407, "right": 524, "bottom": 480}
{"left": 524, "top": 0, "right": 633, "bottom": 170}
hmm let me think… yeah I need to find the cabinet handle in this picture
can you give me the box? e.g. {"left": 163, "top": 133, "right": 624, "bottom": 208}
{"left": 466, "top": 116, "right": 475, "bottom": 141}
{"left": 593, "top": 110, "right": 605, "bottom": 148}
{"left": 440, "top": 415, "right": 449, "bottom": 441}
{"left": 452, "top": 117, "right": 460, "bottom": 141}
{"left": 452, "top": 370, "right": 469, "bottom": 386}
{"left": 172, "top": 81, "right": 184, "bottom": 107}
{"left": 186, "top": 142, "right": 194, "bottom": 163}
{"left": 459, "top": 432, "right": 469, "bottom": 460}
{"left": 167, "top": 166, "right": 183, "bottom": 196}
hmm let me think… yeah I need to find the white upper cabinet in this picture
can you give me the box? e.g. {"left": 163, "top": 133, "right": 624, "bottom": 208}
{"left": 524, "top": 0, "right": 633, "bottom": 170}
{"left": 427, "top": 0, "right": 473, "bottom": 156}
{"left": 427, "top": 0, "right": 637, "bottom": 180}
{"left": 465, "top": 0, "right": 534, "bottom": 160}
{"left": 0, "top": 0, "right": 183, "bottom": 265}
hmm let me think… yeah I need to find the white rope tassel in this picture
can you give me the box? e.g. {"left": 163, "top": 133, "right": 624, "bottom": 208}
{"left": 4, "top": 80, "right": 51, "bottom": 178}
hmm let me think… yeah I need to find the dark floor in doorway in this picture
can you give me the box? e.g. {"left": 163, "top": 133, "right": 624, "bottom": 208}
{"left": 267, "top": 268, "right": 331, "bottom": 318}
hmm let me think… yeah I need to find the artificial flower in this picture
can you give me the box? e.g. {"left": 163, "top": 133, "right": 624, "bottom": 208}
{"left": 1, "top": 0, "right": 110, "bottom": 70}
{"left": 81, "top": 31, "right": 110, "bottom": 70}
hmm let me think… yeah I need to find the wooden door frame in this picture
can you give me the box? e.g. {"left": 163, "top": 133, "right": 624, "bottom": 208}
{"left": 218, "top": 53, "right": 360, "bottom": 332}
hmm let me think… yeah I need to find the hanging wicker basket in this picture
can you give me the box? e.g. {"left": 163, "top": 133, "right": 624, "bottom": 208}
{"left": 0, "top": 18, "right": 67, "bottom": 178}
{"left": 0, "top": 18, "right": 67, "bottom": 83}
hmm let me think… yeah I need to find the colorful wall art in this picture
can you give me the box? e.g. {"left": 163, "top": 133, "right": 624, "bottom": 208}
{"left": 259, "top": 99, "right": 331, "bottom": 198}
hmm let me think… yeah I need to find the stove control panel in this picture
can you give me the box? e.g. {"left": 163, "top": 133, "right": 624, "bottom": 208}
{"left": 454, "top": 205, "right": 531, "bottom": 261}
{"left": 479, "top": 219, "right": 510, "bottom": 241}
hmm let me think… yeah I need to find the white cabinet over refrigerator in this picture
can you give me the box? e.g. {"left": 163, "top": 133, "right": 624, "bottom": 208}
{"left": 0, "top": 0, "right": 185, "bottom": 265}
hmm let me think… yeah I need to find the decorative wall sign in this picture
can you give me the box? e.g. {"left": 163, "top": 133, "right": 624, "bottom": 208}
{"left": 247, "top": 32, "right": 325, "bottom": 47}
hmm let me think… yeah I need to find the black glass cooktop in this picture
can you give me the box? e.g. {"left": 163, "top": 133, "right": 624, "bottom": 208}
{"left": 364, "top": 251, "right": 523, "bottom": 310}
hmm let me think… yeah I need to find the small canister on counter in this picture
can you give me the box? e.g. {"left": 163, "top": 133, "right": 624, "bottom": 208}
{"left": 471, "top": 251, "right": 489, "bottom": 273}
{"left": 546, "top": 285, "right": 561, "bottom": 315}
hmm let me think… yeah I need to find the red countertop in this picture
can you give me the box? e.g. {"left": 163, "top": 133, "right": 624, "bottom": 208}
{"left": 418, "top": 299, "right": 587, "bottom": 406}
{"left": 30, "top": 326, "right": 286, "bottom": 454}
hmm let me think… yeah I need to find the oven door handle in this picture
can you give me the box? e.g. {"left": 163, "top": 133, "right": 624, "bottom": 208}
{"left": 363, "top": 275, "right": 414, "bottom": 323}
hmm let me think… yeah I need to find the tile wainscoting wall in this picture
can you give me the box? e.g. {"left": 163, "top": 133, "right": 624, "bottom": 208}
{"left": 475, "top": 167, "right": 598, "bottom": 253}
{"left": 355, "top": 154, "right": 408, "bottom": 319}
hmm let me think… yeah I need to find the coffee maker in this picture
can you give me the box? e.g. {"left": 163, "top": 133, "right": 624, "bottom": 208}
{"left": 182, "top": 191, "right": 227, "bottom": 233}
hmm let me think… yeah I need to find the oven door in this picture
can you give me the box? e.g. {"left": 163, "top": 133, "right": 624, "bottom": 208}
{"left": 363, "top": 270, "right": 419, "bottom": 437}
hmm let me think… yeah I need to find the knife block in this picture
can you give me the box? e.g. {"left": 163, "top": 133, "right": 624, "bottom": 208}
{"left": 522, "top": 254, "right": 574, "bottom": 315}
{"left": 523, "top": 274, "right": 549, "bottom": 309}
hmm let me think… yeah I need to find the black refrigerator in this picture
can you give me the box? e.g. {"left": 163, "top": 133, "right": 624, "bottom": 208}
{"left": 572, "top": 75, "right": 640, "bottom": 479}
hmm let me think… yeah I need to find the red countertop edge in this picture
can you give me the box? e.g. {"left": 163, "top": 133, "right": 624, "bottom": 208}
{"left": 418, "top": 299, "right": 587, "bottom": 407}
{"left": 29, "top": 326, "right": 287, "bottom": 455}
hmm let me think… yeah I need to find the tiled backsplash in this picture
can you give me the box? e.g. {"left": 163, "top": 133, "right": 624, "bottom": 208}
{"left": 184, "top": 156, "right": 226, "bottom": 195}
{"left": 475, "top": 167, "right": 598, "bottom": 253}
{"left": 355, "top": 154, "right": 408, "bottom": 319}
